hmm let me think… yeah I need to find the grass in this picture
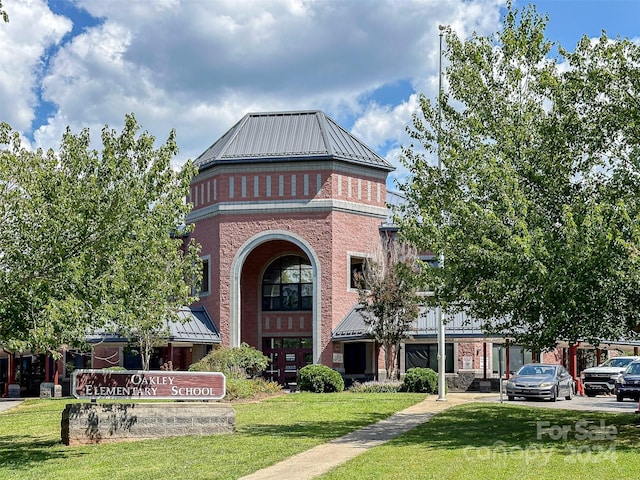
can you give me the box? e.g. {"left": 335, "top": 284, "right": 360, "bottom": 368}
{"left": 0, "top": 392, "right": 424, "bottom": 480}
{"left": 3, "top": 395, "right": 640, "bottom": 480}
{"left": 319, "top": 402, "right": 640, "bottom": 480}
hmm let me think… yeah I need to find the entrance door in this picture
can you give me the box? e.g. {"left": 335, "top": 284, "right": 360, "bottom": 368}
{"left": 263, "top": 337, "right": 313, "bottom": 385}
{"left": 344, "top": 343, "right": 366, "bottom": 374}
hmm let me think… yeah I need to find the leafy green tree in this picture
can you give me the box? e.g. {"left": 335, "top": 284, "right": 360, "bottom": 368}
{"left": 0, "top": 115, "right": 201, "bottom": 367}
{"left": 355, "top": 241, "right": 421, "bottom": 380}
{"left": 396, "top": 3, "right": 640, "bottom": 350}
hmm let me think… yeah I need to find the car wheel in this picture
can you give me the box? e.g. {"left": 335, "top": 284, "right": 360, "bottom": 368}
{"left": 550, "top": 386, "right": 557, "bottom": 402}
{"left": 507, "top": 395, "right": 514, "bottom": 401}
{"left": 616, "top": 393, "right": 624, "bottom": 402}
{"left": 585, "top": 392, "right": 596, "bottom": 397}
{"left": 565, "top": 384, "right": 573, "bottom": 401}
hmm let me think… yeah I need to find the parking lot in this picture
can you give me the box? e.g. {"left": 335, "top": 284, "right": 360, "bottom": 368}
{"left": 488, "top": 393, "right": 640, "bottom": 414}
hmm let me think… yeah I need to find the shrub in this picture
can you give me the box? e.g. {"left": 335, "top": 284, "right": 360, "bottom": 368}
{"left": 348, "top": 380, "right": 402, "bottom": 393}
{"left": 225, "top": 377, "right": 282, "bottom": 401}
{"left": 297, "top": 364, "right": 344, "bottom": 393}
{"left": 400, "top": 367, "right": 438, "bottom": 393}
{"left": 189, "top": 343, "right": 268, "bottom": 378}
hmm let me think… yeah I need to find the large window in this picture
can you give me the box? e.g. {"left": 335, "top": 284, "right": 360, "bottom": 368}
{"left": 405, "top": 343, "right": 455, "bottom": 373}
{"left": 262, "top": 255, "right": 312, "bottom": 311}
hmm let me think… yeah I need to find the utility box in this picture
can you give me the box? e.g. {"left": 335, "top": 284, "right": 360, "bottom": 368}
{"left": 479, "top": 380, "right": 491, "bottom": 393}
{"left": 7, "top": 384, "right": 20, "bottom": 398}
{"left": 40, "top": 382, "right": 54, "bottom": 398}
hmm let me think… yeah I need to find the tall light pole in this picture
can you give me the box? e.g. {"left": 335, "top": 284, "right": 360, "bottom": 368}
{"left": 436, "top": 24, "right": 447, "bottom": 402}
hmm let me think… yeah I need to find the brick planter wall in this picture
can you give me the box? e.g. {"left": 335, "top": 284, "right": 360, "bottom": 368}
{"left": 61, "top": 402, "right": 235, "bottom": 446}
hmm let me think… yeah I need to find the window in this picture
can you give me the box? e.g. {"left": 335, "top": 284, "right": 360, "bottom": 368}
{"left": 199, "top": 256, "right": 210, "bottom": 295}
{"left": 262, "top": 255, "right": 312, "bottom": 311}
{"left": 493, "top": 345, "right": 532, "bottom": 374}
{"left": 406, "top": 343, "right": 455, "bottom": 373}
{"left": 419, "top": 254, "right": 440, "bottom": 268}
{"left": 349, "top": 256, "right": 366, "bottom": 289}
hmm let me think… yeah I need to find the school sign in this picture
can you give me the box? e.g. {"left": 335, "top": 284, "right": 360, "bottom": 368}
{"left": 72, "top": 369, "right": 226, "bottom": 401}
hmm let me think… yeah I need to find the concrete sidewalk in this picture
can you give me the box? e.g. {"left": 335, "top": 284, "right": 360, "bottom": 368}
{"left": 239, "top": 392, "right": 493, "bottom": 480}
{"left": 0, "top": 399, "right": 22, "bottom": 413}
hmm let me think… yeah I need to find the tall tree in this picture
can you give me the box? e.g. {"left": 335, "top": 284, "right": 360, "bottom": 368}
{"left": 355, "top": 240, "right": 421, "bottom": 380}
{"left": 0, "top": 115, "right": 202, "bottom": 366}
{"left": 396, "top": 3, "right": 640, "bottom": 350}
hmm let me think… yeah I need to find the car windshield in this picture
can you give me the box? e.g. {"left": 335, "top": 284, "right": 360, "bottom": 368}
{"left": 601, "top": 358, "right": 635, "bottom": 368}
{"left": 517, "top": 365, "right": 556, "bottom": 376}
{"left": 626, "top": 363, "right": 640, "bottom": 375}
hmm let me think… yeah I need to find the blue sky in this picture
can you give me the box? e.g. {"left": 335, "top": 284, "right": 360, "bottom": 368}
{"left": 1, "top": 0, "right": 638, "bottom": 188}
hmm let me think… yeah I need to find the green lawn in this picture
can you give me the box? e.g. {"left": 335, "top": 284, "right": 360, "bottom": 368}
{"left": 0, "top": 393, "right": 424, "bottom": 480}
{"left": 319, "top": 403, "right": 640, "bottom": 480}
{"left": 2, "top": 395, "right": 640, "bottom": 480}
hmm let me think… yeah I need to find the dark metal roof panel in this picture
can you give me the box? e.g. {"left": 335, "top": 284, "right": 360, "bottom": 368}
{"left": 194, "top": 111, "right": 394, "bottom": 172}
{"left": 323, "top": 115, "right": 390, "bottom": 167}
{"left": 332, "top": 306, "right": 490, "bottom": 340}
{"left": 87, "top": 306, "right": 221, "bottom": 345}
{"left": 171, "top": 306, "right": 221, "bottom": 343}
{"left": 332, "top": 306, "right": 372, "bottom": 340}
{"left": 411, "top": 308, "right": 486, "bottom": 337}
{"left": 332, "top": 306, "right": 640, "bottom": 345}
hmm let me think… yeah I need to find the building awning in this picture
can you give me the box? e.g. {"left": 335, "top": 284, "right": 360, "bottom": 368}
{"left": 171, "top": 306, "right": 221, "bottom": 344}
{"left": 87, "top": 306, "right": 221, "bottom": 345}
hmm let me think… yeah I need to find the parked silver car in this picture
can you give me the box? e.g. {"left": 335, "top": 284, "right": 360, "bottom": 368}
{"left": 506, "top": 364, "right": 575, "bottom": 402}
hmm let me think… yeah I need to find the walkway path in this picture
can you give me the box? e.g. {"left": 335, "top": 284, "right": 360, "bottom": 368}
{"left": 239, "top": 392, "right": 493, "bottom": 480}
{"left": 0, "top": 399, "right": 22, "bottom": 413}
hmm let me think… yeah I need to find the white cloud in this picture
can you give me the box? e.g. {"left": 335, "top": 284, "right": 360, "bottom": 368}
{"left": 5, "top": 0, "right": 504, "bottom": 176}
{"left": 0, "top": 0, "right": 71, "bottom": 130}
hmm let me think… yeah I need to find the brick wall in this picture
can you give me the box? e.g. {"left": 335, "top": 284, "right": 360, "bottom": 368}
{"left": 188, "top": 161, "right": 388, "bottom": 370}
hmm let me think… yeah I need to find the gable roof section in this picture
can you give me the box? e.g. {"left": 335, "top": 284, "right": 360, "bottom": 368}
{"left": 195, "top": 110, "right": 394, "bottom": 172}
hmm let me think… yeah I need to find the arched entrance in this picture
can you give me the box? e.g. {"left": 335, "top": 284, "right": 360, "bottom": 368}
{"left": 260, "top": 255, "right": 313, "bottom": 384}
{"left": 230, "top": 231, "right": 322, "bottom": 383}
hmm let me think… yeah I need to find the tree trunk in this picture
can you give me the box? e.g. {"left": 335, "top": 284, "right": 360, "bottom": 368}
{"left": 140, "top": 336, "right": 153, "bottom": 371}
{"left": 383, "top": 342, "right": 395, "bottom": 380}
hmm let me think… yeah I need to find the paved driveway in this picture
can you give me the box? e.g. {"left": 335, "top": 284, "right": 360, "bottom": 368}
{"left": 486, "top": 393, "right": 640, "bottom": 414}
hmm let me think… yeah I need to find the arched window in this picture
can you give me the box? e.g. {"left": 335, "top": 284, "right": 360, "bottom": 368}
{"left": 262, "top": 255, "right": 312, "bottom": 311}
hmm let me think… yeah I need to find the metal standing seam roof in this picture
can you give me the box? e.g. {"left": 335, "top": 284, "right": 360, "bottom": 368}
{"left": 87, "top": 306, "right": 221, "bottom": 345}
{"left": 331, "top": 305, "right": 503, "bottom": 341}
{"left": 171, "top": 306, "right": 221, "bottom": 343}
{"left": 332, "top": 306, "right": 640, "bottom": 346}
{"left": 194, "top": 110, "right": 394, "bottom": 172}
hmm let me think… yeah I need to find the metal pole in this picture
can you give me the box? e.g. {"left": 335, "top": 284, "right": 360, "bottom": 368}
{"left": 436, "top": 24, "right": 447, "bottom": 402}
{"left": 499, "top": 345, "right": 504, "bottom": 403}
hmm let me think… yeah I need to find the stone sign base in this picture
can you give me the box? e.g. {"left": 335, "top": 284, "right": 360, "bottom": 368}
{"left": 61, "top": 402, "right": 235, "bottom": 446}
